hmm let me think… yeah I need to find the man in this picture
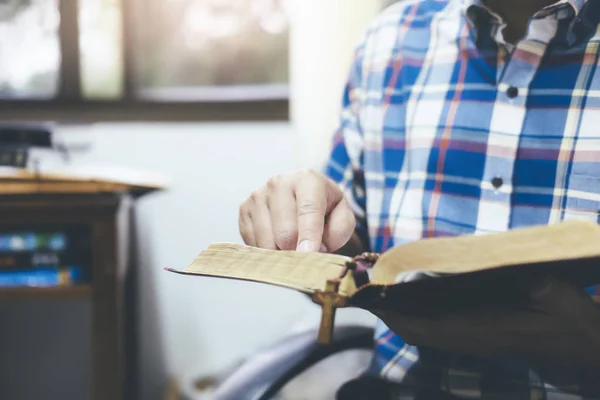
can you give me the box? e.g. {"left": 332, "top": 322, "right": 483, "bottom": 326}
{"left": 238, "top": 0, "right": 600, "bottom": 398}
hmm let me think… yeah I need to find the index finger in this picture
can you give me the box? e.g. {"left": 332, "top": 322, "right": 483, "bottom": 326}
{"left": 294, "top": 176, "right": 328, "bottom": 252}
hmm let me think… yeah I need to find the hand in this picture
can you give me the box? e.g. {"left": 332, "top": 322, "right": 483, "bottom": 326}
{"left": 238, "top": 169, "right": 356, "bottom": 252}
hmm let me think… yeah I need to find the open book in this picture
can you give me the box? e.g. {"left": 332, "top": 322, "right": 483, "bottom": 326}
{"left": 168, "top": 221, "right": 600, "bottom": 345}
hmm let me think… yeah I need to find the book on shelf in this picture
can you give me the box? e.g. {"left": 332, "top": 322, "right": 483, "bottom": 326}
{"left": 0, "top": 251, "right": 85, "bottom": 271}
{"left": 0, "top": 267, "right": 82, "bottom": 287}
{"left": 0, "top": 231, "right": 67, "bottom": 253}
{"left": 0, "top": 229, "right": 89, "bottom": 287}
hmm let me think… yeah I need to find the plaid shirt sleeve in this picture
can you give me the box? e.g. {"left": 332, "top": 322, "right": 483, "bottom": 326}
{"left": 323, "top": 35, "right": 370, "bottom": 251}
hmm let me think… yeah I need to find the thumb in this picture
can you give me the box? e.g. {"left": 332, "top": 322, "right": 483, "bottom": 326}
{"left": 322, "top": 198, "right": 356, "bottom": 252}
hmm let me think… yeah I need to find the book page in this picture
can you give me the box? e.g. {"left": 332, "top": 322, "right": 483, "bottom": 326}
{"left": 371, "top": 220, "right": 600, "bottom": 284}
{"left": 173, "top": 243, "right": 357, "bottom": 295}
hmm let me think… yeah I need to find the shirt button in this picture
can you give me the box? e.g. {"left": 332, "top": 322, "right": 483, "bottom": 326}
{"left": 491, "top": 177, "right": 504, "bottom": 189}
{"left": 507, "top": 86, "right": 519, "bottom": 98}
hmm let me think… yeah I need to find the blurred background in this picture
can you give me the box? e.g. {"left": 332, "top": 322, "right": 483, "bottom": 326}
{"left": 0, "top": 0, "right": 397, "bottom": 399}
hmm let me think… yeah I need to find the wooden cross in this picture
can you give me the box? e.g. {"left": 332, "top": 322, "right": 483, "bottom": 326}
{"left": 311, "top": 279, "right": 348, "bottom": 345}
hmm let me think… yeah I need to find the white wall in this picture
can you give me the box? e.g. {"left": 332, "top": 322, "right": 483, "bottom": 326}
{"left": 82, "top": 122, "right": 307, "bottom": 399}
{"left": 290, "top": 0, "right": 382, "bottom": 169}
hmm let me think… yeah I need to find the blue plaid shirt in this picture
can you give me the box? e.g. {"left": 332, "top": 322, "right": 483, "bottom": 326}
{"left": 325, "top": 0, "right": 600, "bottom": 398}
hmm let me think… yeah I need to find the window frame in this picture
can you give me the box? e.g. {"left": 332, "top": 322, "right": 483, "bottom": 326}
{"left": 0, "top": 0, "right": 289, "bottom": 123}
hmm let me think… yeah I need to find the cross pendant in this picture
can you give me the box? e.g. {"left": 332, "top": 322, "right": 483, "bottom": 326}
{"left": 312, "top": 279, "right": 348, "bottom": 345}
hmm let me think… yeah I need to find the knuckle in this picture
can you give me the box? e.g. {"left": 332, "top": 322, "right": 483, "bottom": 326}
{"left": 266, "top": 175, "right": 282, "bottom": 191}
{"left": 238, "top": 221, "right": 252, "bottom": 243}
{"left": 249, "top": 189, "right": 264, "bottom": 204}
{"left": 275, "top": 229, "right": 297, "bottom": 249}
{"left": 240, "top": 231, "right": 253, "bottom": 245}
{"left": 296, "top": 168, "right": 318, "bottom": 180}
{"left": 297, "top": 203, "right": 320, "bottom": 216}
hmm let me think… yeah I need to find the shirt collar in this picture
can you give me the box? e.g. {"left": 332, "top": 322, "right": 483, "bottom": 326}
{"left": 564, "top": 0, "right": 587, "bottom": 15}
{"left": 460, "top": 0, "right": 587, "bottom": 20}
{"left": 459, "top": 0, "right": 591, "bottom": 47}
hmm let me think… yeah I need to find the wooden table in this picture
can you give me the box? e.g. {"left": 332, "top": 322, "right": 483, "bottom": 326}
{"left": 0, "top": 167, "right": 166, "bottom": 400}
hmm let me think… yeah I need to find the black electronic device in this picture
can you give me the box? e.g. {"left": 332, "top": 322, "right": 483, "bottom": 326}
{"left": 0, "top": 123, "right": 53, "bottom": 168}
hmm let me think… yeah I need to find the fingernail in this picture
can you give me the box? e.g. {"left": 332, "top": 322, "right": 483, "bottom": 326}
{"left": 297, "top": 240, "right": 313, "bottom": 252}
{"left": 319, "top": 243, "right": 329, "bottom": 253}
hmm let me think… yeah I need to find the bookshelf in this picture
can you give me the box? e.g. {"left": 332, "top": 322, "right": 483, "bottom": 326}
{"left": 0, "top": 167, "right": 165, "bottom": 400}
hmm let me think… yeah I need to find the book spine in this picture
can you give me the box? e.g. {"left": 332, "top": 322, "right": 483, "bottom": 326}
{"left": 0, "top": 267, "right": 82, "bottom": 287}
{"left": 0, "top": 252, "right": 77, "bottom": 271}
{"left": 0, "top": 147, "right": 28, "bottom": 168}
{"left": 0, "top": 232, "right": 67, "bottom": 252}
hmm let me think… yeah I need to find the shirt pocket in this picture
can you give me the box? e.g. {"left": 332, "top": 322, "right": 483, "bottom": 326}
{"left": 563, "top": 173, "right": 600, "bottom": 222}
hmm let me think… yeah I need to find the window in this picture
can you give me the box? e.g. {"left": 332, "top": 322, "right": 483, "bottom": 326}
{"left": 0, "top": 0, "right": 61, "bottom": 99}
{"left": 0, "top": 0, "right": 290, "bottom": 122}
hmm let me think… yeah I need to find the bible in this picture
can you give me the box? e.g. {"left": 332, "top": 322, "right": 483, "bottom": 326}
{"left": 167, "top": 220, "right": 600, "bottom": 364}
